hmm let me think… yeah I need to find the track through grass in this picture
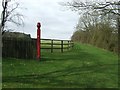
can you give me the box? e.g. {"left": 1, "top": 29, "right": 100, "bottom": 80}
{"left": 2, "top": 43, "right": 118, "bottom": 88}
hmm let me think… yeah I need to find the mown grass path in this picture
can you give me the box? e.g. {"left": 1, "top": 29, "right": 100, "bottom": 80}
{"left": 2, "top": 43, "right": 118, "bottom": 88}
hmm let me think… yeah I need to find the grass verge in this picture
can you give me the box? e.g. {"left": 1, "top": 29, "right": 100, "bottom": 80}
{"left": 2, "top": 43, "right": 118, "bottom": 88}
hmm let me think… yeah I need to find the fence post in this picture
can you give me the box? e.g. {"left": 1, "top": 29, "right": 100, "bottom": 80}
{"left": 72, "top": 41, "right": 74, "bottom": 48}
{"left": 68, "top": 41, "right": 70, "bottom": 50}
{"left": 37, "top": 22, "right": 41, "bottom": 60}
{"left": 61, "top": 40, "right": 63, "bottom": 53}
{"left": 51, "top": 40, "right": 53, "bottom": 53}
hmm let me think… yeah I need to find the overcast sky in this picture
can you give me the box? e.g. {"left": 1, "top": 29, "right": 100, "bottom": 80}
{"left": 7, "top": 0, "right": 79, "bottom": 40}
{"left": 0, "top": 0, "right": 118, "bottom": 40}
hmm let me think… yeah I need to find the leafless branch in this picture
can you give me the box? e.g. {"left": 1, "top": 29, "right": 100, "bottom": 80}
{"left": 63, "top": 1, "right": 120, "bottom": 17}
{"left": 0, "top": 0, "right": 24, "bottom": 35}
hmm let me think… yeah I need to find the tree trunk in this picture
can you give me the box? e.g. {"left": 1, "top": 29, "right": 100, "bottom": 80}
{"left": 118, "top": 2, "right": 120, "bottom": 56}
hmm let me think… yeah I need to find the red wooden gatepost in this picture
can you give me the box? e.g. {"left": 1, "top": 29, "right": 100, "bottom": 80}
{"left": 37, "top": 22, "right": 41, "bottom": 60}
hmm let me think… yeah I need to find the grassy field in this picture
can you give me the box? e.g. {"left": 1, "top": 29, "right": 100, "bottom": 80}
{"left": 2, "top": 43, "right": 118, "bottom": 88}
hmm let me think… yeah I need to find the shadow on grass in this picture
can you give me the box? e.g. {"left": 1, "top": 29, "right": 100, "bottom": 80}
{"left": 41, "top": 50, "right": 100, "bottom": 61}
{"left": 2, "top": 44, "right": 118, "bottom": 88}
{"left": 3, "top": 63, "right": 118, "bottom": 88}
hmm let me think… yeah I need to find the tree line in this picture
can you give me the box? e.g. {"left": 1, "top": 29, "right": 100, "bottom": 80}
{"left": 62, "top": 0, "right": 119, "bottom": 53}
{"left": 71, "top": 14, "right": 118, "bottom": 53}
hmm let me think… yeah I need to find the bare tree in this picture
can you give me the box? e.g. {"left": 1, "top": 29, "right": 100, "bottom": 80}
{"left": 63, "top": 0, "right": 120, "bottom": 16}
{"left": 62, "top": 0, "right": 120, "bottom": 40}
{"left": 0, "top": 0, "right": 24, "bottom": 35}
{"left": 60, "top": 0, "right": 119, "bottom": 53}
{"left": 62, "top": 0, "right": 120, "bottom": 28}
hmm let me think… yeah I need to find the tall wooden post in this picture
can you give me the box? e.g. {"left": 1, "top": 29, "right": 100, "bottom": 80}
{"left": 37, "top": 22, "right": 41, "bottom": 60}
{"left": 118, "top": 2, "right": 120, "bottom": 56}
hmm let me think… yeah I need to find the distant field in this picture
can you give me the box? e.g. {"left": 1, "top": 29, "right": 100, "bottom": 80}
{"left": 41, "top": 39, "right": 73, "bottom": 52}
{"left": 41, "top": 39, "right": 71, "bottom": 49}
{"left": 2, "top": 43, "right": 118, "bottom": 88}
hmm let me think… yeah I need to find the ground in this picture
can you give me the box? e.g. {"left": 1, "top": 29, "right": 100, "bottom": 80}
{"left": 2, "top": 43, "right": 118, "bottom": 88}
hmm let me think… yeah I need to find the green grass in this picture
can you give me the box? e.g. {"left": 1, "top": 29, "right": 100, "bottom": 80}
{"left": 2, "top": 43, "right": 118, "bottom": 88}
